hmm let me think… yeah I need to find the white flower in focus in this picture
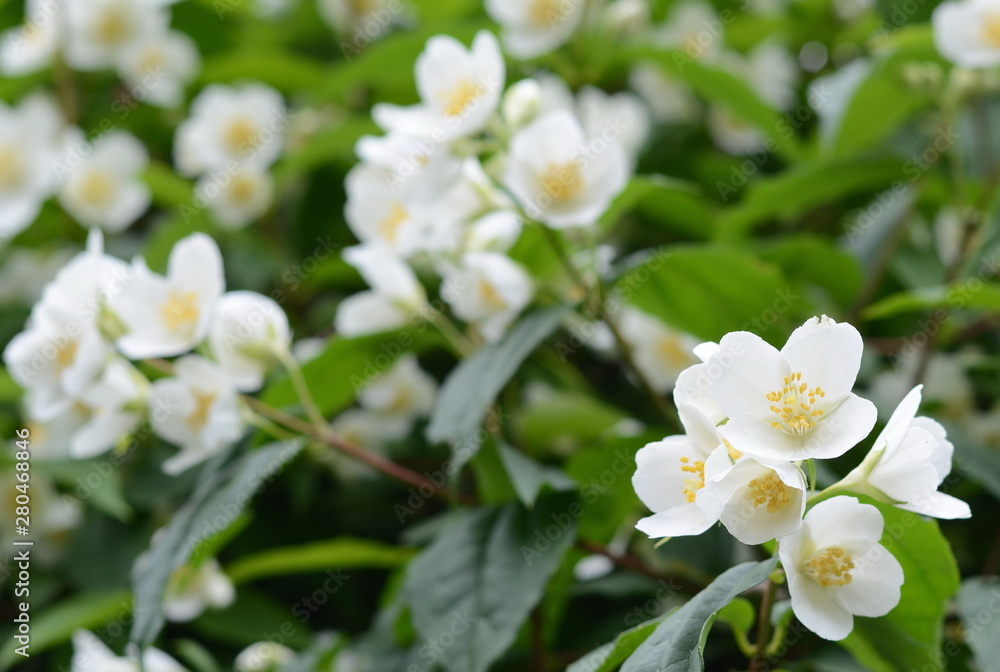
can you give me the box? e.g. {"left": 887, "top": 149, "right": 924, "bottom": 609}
{"left": 618, "top": 308, "right": 700, "bottom": 394}
{"left": 0, "top": 0, "right": 60, "bottom": 75}
{"left": 197, "top": 168, "right": 274, "bottom": 230}
{"left": 65, "top": 0, "right": 169, "bottom": 71}
{"left": 175, "top": 84, "right": 286, "bottom": 176}
{"left": 114, "top": 233, "right": 225, "bottom": 359}
{"left": 841, "top": 385, "right": 971, "bottom": 519}
{"left": 70, "top": 630, "right": 186, "bottom": 672}
{"left": 0, "top": 94, "right": 63, "bottom": 240}
{"left": 441, "top": 252, "right": 533, "bottom": 342}
{"left": 117, "top": 29, "right": 200, "bottom": 108}
{"left": 672, "top": 341, "right": 726, "bottom": 424}
{"left": 58, "top": 129, "right": 151, "bottom": 232}
{"left": 208, "top": 291, "right": 291, "bottom": 392}
{"left": 504, "top": 110, "right": 629, "bottom": 229}
{"left": 335, "top": 244, "right": 427, "bottom": 337}
{"left": 699, "top": 453, "right": 807, "bottom": 545}
{"left": 72, "top": 358, "right": 148, "bottom": 458}
{"left": 711, "top": 316, "right": 877, "bottom": 462}
{"left": 933, "top": 0, "right": 1000, "bottom": 68}
{"left": 778, "top": 496, "right": 903, "bottom": 641}
{"left": 485, "top": 0, "right": 586, "bottom": 59}
{"left": 235, "top": 642, "right": 295, "bottom": 672}
{"left": 372, "top": 31, "right": 504, "bottom": 140}
{"left": 359, "top": 353, "right": 437, "bottom": 422}
{"left": 632, "top": 402, "right": 721, "bottom": 539}
{"left": 163, "top": 559, "right": 236, "bottom": 622}
{"left": 149, "top": 355, "right": 244, "bottom": 474}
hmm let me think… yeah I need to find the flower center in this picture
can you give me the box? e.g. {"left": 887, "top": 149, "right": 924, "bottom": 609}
{"left": 77, "top": 169, "right": 117, "bottom": 208}
{"left": 679, "top": 456, "right": 705, "bottom": 503}
{"left": 478, "top": 277, "right": 508, "bottom": 311}
{"left": 223, "top": 117, "right": 261, "bottom": 156}
{"left": 160, "top": 290, "right": 201, "bottom": 333}
{"left": 540, "top": 161, "right": 584, "bottom": 203}
{"left": 747, "top": 473, "right": 791, "bottom": 513}
{"left": 765, "top": 372, "right": 825, "bottom": 437}
{"left": 187, "top": 389, "right": 217, "bottom": 432}
{"left": 657, "top": 334, "right": 690, "bottom": 369}
{"left": 226, "top": 174, "right": 257, "bottom": 205}
{"left": 137, "top": 47, "right": 166, "bottom": 77}
{"left": 348, "top": 0, "right": 377, "bottom": 15}
{"left": 803, "top": 545, "right": 854, "bottom": 587}
{"left": 441, "top": 79, "right": 484, "bottom": 118}
{"left": 379, "top": 202, "right": 409, "bottom": 244}
{"left": 53, "top": 340, "right": 79, "bottom": 373}
{"left": 529, "top": 0, "right": 562, "bottom": 27}
{"left": 982, "top": 14, "right": 1000, "bottom": 48}
{"left": 93, "top": 5, "right": 132, "bottom": 47}
{"left": 723, "top": 438, "right": 742, "bottom": 461}
{"left": 0, "top": 145, "right": 26, "bottom": 190}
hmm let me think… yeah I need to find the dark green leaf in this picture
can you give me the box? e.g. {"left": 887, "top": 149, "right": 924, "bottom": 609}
{"left": 567, "top": 615, "right": 667, "bottom": 672}
{"left": 226, "top": 537, "right": 416, "bottom": 584}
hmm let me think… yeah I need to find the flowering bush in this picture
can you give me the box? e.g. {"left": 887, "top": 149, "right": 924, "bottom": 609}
{"left": 0, "top": 0, "right": 998, "bottom": 671}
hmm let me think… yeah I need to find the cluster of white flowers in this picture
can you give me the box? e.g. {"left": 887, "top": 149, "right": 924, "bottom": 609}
{"left": 336, "top": 29, "right": 644, "bottom": 343}
{"left": 2, "top": 231, "right": 293, "bottom": 474}
{"left": 632, "top": 315, "right": 970, "bottom": 641}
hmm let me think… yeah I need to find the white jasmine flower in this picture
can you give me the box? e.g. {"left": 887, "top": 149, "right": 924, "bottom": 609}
{"left": 778, "top": 496, "right": 903, "bottom": 641}
{"left": 672, "top": 342, "right": 726, "bottom": 425}
{"left": 344, "top": 163, "right": 428, "bottom": 256}
{"left": 632, "top": 402, "right": 722, "bottom": 539}
{"left": 840, "top": 386, "right": 971, "bottom": 519}
{"left": 441, "top": 251, "right": 533, "bottom": 342}
{"left": 464, "top": 210, "right": 523, "bottom": 253}
{"left": 484, "top": 0, "right": 586, "bottom": 59}
{"left": 355, "top": 130, "right": 463, "bottom": 200}
{"left": 502, "top": 79, "right": 545, "bottom": 129}
{"left": 0, "top": 471, "right": 80, "bottom": 563}
{"left": 618, "top": 308, "right": 700, "bottom": 394}
{"left": 150, "top": 355, "right": 245, "bottom": 474}
{"left": 577, "top": 86, "right": 651, "bottom": 166}
{"left": 359, "top": 353, "right": 437, "bottom": 422}
{"left": 174, "top": 83, "right": 286, "bottom": 176}
{"left": 70, "top": 630, "right": 186, "bottom": 672}
{"left": 603, "top": 0, "right": 650, "bottom": 36}
{"left": 0, "top": 0, "right": 60, "bottom": 75}
{"left": 504, "top": 109, "right": 629, "bottom": 229}
{"left": 163, "top": 559, "right": 236, "bottom": 622}
{"left": 117, "top": 29, "right": 200, "bottom": 109}
{"left": 197, "top": 168, "right": 274, "bottom": 230}
{"left": 708, "top": 106, "right": 768, "bottom": 155}
{"left": 58, "top": 129, "right": 151, "bottom": 232}
{"left": 629, "top": 65, "right": 698, "bottom": 124}
{"left": 317, "top": 0, "right": 398, "bottom": 36}
{"left": 208, "top": 291, "right": 291, "bottom": 392}
{"left": 933, "top": 0, "right": 1000, "bottom": 68}
{"left": 235, "top": 642, "right": 295, "bottom": 672}
{"left": 699, "top": 453, "right": 807, "bottom": 545}
{"left": 331, "top": 407, "right": 409, "bottom": 452}
{"left": 371, "top": 31, "right": 504, "bottom": 140}
{"left": 72, "top": 358, "right": 148, "bottom": 458}
{"left": 0, "top": 94, "right": 63, "bottom": 240}
{"left": 652, "top": 0, "right": 723, "bottom": 61}
{"left": 113, "top": 233, "right": 225, "bottom": 359}
{"left": 711, "top": 316, "right": 877, "bottom": 462}
{"left": 335, "top": 244, "right": 427, "bottom": 337}
{"left": 65, "top": 0, "right": 170, "bottom": 71}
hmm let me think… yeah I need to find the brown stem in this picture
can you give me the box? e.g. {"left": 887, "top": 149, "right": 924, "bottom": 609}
{"left": 748, "top": 579, "right": 777, "bottom": 672}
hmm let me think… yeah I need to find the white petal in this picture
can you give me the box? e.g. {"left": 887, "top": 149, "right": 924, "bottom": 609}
{"left": 805, "top": 496, "right": 884, "bottom": 548}
{"left": 780, "top": 317, "right": 864, "bottom": 400}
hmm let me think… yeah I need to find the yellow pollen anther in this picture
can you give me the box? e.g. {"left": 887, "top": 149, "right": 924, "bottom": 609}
{"left": 77, "top": 170, "right": 117, "bottom": 208}
{"left": 747, "top": 473, "right": 792, "bottom": 513}
{"left": 55, "top": 341, "right": 79, "bottom": 371}
{"left": 765, "top": 372, "right": 825, "bottom": 437}
{"left": 0, "top": 146, "right": 25, "bottom": 190}
{"left": 186, "top": 389, "right": 217, "bottom": 432}
{"left": 529, "top": 0, "right": 562, "bottom": 27}
{"left": 540, "top": 161, "right": 584, "bottom": 202}
{"left": 441, "top": 79, "right": 484, "bottom": 118}
{"left": 223, "top": 117, "right": 261, "bottom": 156}
{"left": 982, "top": 14, "right": 1000, "bottom": 47}
{"left": 227, "top": 174, "right": 257, "bottom": 205}
{"left": 347, "top": 0, "right": 376, "bottom": 14}
{"left": 723, "top": 439, "right": 742, "bottom": 461}
{"left": 657, "top": 335, "right": 691, "bottom": 368}
{"left": 379, "top": 202, "right": 409, "bottom": 244}
{"left": 478, "top": 278, "right": 508, "bottom": 311}
{"left": 803, "top": 545, "right": 854, "bottom": 587}
{"left": 94, "top": 6, "right": 131, "bottom": 46}
{"left": 137, "top": 47, "right": 166, "bottom": 76}
{"left": 680, "top": 457, "right": 705, "bottom": 503}
{"left": 160, "top": 290, "right": 200, "bottom": 332}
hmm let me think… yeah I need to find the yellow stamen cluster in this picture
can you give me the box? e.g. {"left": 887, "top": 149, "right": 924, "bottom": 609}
{"left": 766, "top": 372, "right": 826, "bottom": 436}
{"left": 529, "top": 0, "right": 562, "bottom": 27}
{"left": 55, "top": 341, "right": 79, "bottom": 371}
{"left": 379, "top": 202, "right": 409, "bottom": 244}
{"left": 160, "top": 290, "right": 201, "bottom": 332}
{"left": 77, "top": 170, "right": 117, "bottom": 208}
{"left": 0, "top": 146, "right": 25, "bottom": 190}
{"left": 94, "top": 7, "right": 131, "bottom": 46}
{"left": 441, "top": 80, "right": 483, "bottom": 118}
{"left": 223, "top": 117, "right": 261, "bottom": 156}
{"left": 227, "top": 174, "right": 257, "bottom": 205}
{"left": 657, "top": 335, "right": 691, "bottom": 369}
{"left": 723, "top": 438, "right": 742, "bottom": 461}
{"left": 804, "top": 545, "right": 854, "bottom": 587}
{"left": 679, "top": 456, "right": 706, "bottom": 503}
{"left": 478, "top": 278, "right": 508, "bottom": 311}
{"left": 982, "top": 14, "right": 1000, "bottom": 48}
{"left": 747, "top": 473, "right": 791, "bottom": 513}
{"left": 540, "top": 161, "right": 584, "bottom": 203}
{"left": 187, "top": 389, "right": 217, "bottom": 432}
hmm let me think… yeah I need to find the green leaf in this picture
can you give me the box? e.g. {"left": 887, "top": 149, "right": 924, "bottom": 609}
{"left": 191, "top": 589, "right": 312, "bottom": 649}
{"left": 516, "top": 390, "right": 628, "bottom": 453}
{"left": 403, "top": 493, "right": 579, "bottom": 672}
{"left": 840, "top": 501, "right": 960, "bottom": 672}
{"left": 621, "top": 558, "right": 778, "bottom": 672}
{"left": 716, "top": 597, "right": 756, "bottom": 639}
{"left": 130, "top": 441, "right": 304, "bottom": 650}
{"left": 44, "top": 459, "right": 133, "bottom": 522}
{"left": 427, "top": 307, "right": 570, "bottom": 447}
{"left": 200, "top": 49, "right": 327, "bottom": 93}
{"left": 864, "top": 282, "right": 1000, "bottom": 320}
{"left": 496, "top": 443, "right": 577, "bottom": 509}
{"left": 261, "top": 330, "right": 441, "bottom": 415}
{"left": 600, "top": 175, "right": 709, "bottom": 236}
{"left": 173, "top": 639, "right": 222, "bottom": 672}
{"left": 0, "top": 590, "right": 131, "bottom": 671}
{"left": 226, "top": 537, "right": 416, "bottom": 584}
{"left": 567, "top": 615, "right": 667, "bottom": 672}
{"left": 957, "top": 577, "right": 1000, "bottom": 672}
{"left": 755, "top": 236, "right": 864, "bottom": 309}
{"left": 617, "top": 245, "right": 801, "bottom": 343}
